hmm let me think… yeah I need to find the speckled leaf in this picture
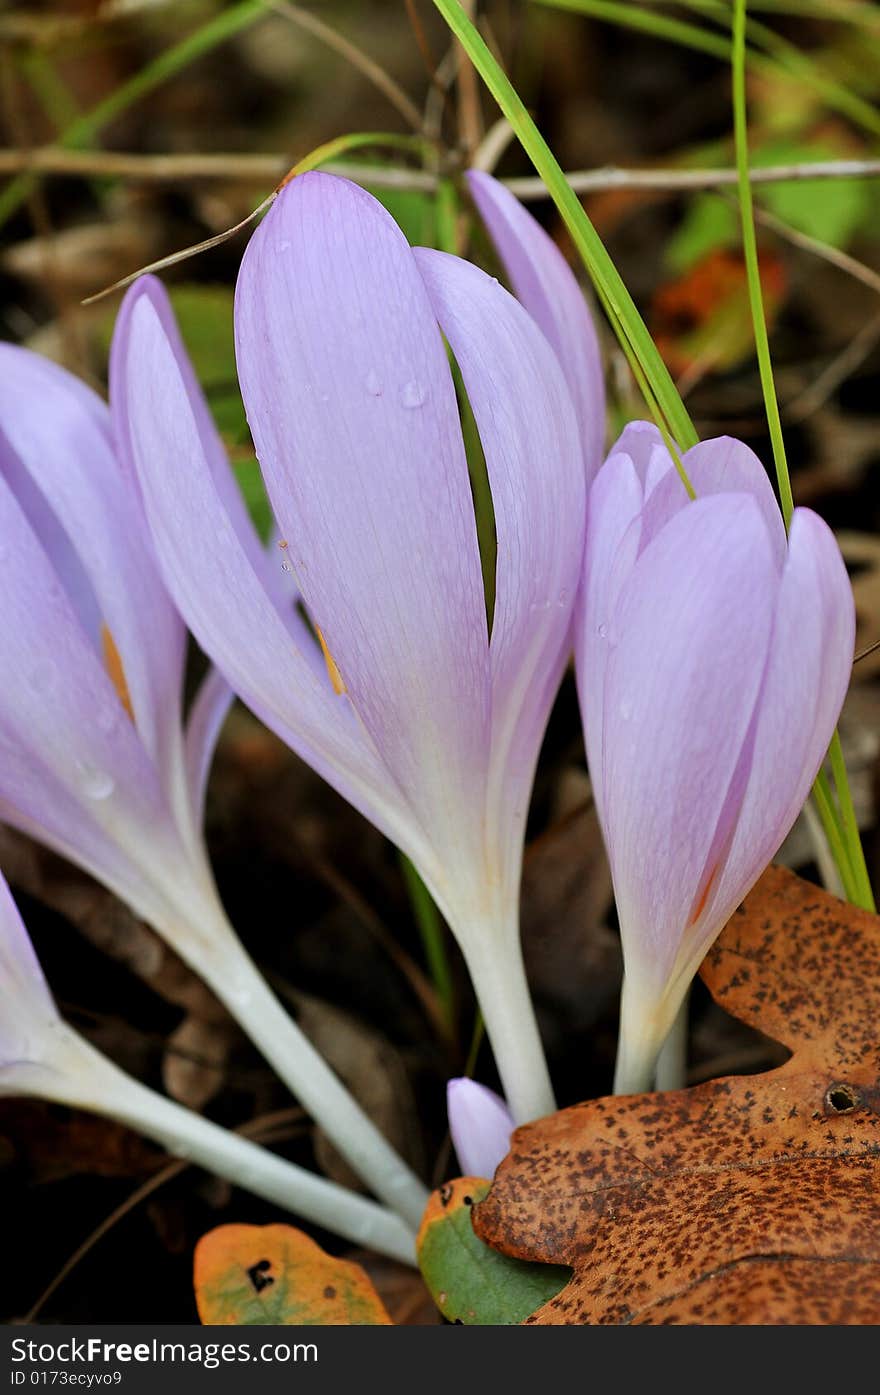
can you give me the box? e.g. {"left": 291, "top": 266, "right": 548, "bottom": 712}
{"left": 474, "top": 866, "right": 880, "bottom": 1325}
{"left": 194, "top": 1223, "right": 392, "bottom": 1325}
{"left": 417, "top": 1177, "right": 569, "bottom": 1324}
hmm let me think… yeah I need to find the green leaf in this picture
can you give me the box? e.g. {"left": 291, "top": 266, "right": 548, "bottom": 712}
{"left": 667, "top": 194, "right": 739, "bottom": 274}
{"left": 758, "top": 140, "right": 872, "bottom": 247}
{"left": 417, "top": 1178, "right": 569, "bottom": 1325}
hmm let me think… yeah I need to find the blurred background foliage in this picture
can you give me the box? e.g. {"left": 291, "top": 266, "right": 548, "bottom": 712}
{"left": 2, "top": 0, "right": 880, "bottom": 1323}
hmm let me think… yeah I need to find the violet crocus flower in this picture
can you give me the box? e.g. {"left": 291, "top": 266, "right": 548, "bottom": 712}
{"left": 447, "top": 1077, "right": 514, "bottom": 1178}
{"left": 467, "top": 170, "right": 606, "bottom": 479}
{"left": 0, "top": 343, "right": 426, "bottom": 1227}
{"left": 577, "top": 424, "right": 855, "bottom": 1093}
{"left": 111, "top": 171, "right": 588, "bottom": 1124}
{"left": 0, "top": 869, "right": 414, "bottom": 1262}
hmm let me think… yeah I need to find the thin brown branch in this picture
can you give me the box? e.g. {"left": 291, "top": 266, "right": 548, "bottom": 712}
{"left": 786, "top": 309, "right": 880, "bottom": 423}
{"left": 504, "top": 158, "right": 880, "bottom": 197}
{"left": 3, "top": 148, "right": 879, "bottom": 193}
{"left": 264, "top": 0, "right": 423, "bottom": 133}
{"left": 748, "top": 198, "right": 880, "bottom": 297}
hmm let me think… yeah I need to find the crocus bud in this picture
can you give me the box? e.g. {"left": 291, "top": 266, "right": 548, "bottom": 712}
{"left": 577, "top": 426, "right": 855, "bottom": 1094}
{"left": 447, "top": 1077, "right": 515, "bottom": 1178}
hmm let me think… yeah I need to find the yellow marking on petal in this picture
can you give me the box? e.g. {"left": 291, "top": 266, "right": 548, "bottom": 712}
{"left": 315, "top": 625, "right": 346, "bottom": 696}
{"left": 687, "top": 860, "right": 720, "bottom": 928}
{"left": 101, "top": 624, "right": 135, "bottom": 722}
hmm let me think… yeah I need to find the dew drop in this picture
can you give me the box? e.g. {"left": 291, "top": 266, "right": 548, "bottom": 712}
{"left": 364, "top": 369, "right": 383, "bottom": 397}
{"left": 400, "top": 379, "right": 426, "bottom": 409}
{"left": 278, "top": 239, "right": 291, "bottom": 254}
{"left": 76, "top": 762, "right": 115, "bottom": 800}
{"left": 597, "top": 623, "right": 608, "bottom": 639}
{"left": 281, "top": 561, "right": 292, "bottom": 573}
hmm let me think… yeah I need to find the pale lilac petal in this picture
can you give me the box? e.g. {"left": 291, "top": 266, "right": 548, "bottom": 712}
{"left": 641, "top": 435, "right": 787, "bottom": 564}
{"left": 414, "top": 246, "right": 584, "bottom": 896}
{"left": 697, "top": 508, "right": 854, "bottom": 948}
{"left": 114, "top": 283, "right": 420, "bottom": 862}
{"left": 0, "top": 471, "right": 180, "bottom": 913}
{"left": 608, "top": 420, "right": 673, "bottom": 496}
{"left": 576, "top": 451, "right": 644, "bottom": 824}
{"left": 185, "top": 667, "right": 235, "bottom": 823}
{"left": 447, "top": 1077, "right": 514, "bottom": 1178}
{"left": 0, "top": 871, "right": 55, "bottom": 1046}
{"left": 0, "top": 423, "right": 101, "bottom": 644}
{"left": 467, "top": 170, "right": 605, "bottom": 475}
{"left": 602, "top": 495, "right": 779, "bottom": 997}
{"left": 111, "top": 277, "right": 293, "bottom": 618}
{"left": 0, "top": 343, "right": 186, "bottom": 786}
{"left": 235, "top": 173, "right": 490, "bottom": 857}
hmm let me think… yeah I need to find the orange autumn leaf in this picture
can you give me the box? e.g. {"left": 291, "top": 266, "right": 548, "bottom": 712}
{"left": 194, "top": 1223, "right": 393, "bottom": 1325}
{"left": 473, "top": 866, "right": 880, "bottom": 1325}
{"left": 652, "top": 248, "right": 786, "bottom": 376}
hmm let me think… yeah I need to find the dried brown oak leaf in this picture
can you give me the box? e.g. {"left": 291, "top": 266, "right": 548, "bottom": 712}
{"left": 474, "top": 865, "right": 880, "bottom": 1324}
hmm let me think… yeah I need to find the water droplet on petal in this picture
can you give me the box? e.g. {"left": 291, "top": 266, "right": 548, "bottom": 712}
{"left": 364, "top": 369, "right": 383, "bottom": 397}
{"left": 619, "top": 699, "right": 633, "bottom": 722}
{"left": 281, "top": 561, "right": 292, "bottom": 573}
{"left": 76, "top": 762, "right": 115, "bottom": 800}
{"left": 278, "top": 239, "right": 291, "bottom": 254}
{"left": 400, "top": 379, "right": 426, "bottom": 409}
{"left": 597, "top": 623, "right": 608, "bottom": 639}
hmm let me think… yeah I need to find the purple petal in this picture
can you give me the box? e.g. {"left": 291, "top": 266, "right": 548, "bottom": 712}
{"left": 0, "top": 870, "right": 56, "bottom": 1060}
{"left": 235, "top": 173, "right": 491, "bottom": 858}
{"left": 414, "top": 246, "right": 584, "bottom": 898}
{"left": 111, "top": 277, "right": 293, "bottom": 618}
{"left": 185, "top": 667, "right": 235, "bottom": 823}
{"left": 641, "top": 435, "right": 787, "bottom": 564}
{"left": 447, "top": 1077, "right": 514, "bottom": 1178}
{"left": 0, "top": 343, "right": 187, "bottom": 789}
{"left": 0, "top": 471, "right": 178, "bottom": 914}
{"left": 698, "top": 508, "right": 854, "bottom": 946}
{"left": 601, "top": 495, "right": 779, "bottom": 998}
{"left": 576, "top": 450, "right": 644, "bottom": 825}
{"left": 467, "top": 170, "right": 605, "bottom": 476}
{"left": 607, "top": 420, "right": 672, "bottom": 496}
{"left": 113, "top": 280, "right": 419, "bottom": 861}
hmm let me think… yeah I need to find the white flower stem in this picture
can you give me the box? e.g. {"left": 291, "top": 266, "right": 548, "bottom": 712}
{"left": 613, "top": 975, "right": 674, "bottom": 1095}
{"left": 42, "top": 1025, "right": 415, "bottom": 1266}
{"left": 462, "top": 936, "right": 556, "bottom": 1124}
{"left": 172, "top": 914, "right": 428, "bottom": 1231}
{"left": 653, "top": 991, "right": 689, "bottom": 1092}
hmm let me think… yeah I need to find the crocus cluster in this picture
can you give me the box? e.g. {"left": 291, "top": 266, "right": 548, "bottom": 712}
{"left": 0, "top": 165, "right": 856, "bottom": 1231}
{"left": 111, "top": 171, "right": 592, "bottom": 1125}
{"left": 0, "top": 313, "right": 427, "bottom": 1231}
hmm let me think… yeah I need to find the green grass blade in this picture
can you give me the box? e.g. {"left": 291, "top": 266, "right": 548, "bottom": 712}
{"left": 433, "top": 0, "right": 699, "bottom": 464}
{"left": 732, "top": 0, "right": 875, "bottom": 910}
{"left": 534, "top": 0, "right": 880, "bottom": 139}
{"left": 400, "top": 854, "right": 456, "bottom": 1038}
